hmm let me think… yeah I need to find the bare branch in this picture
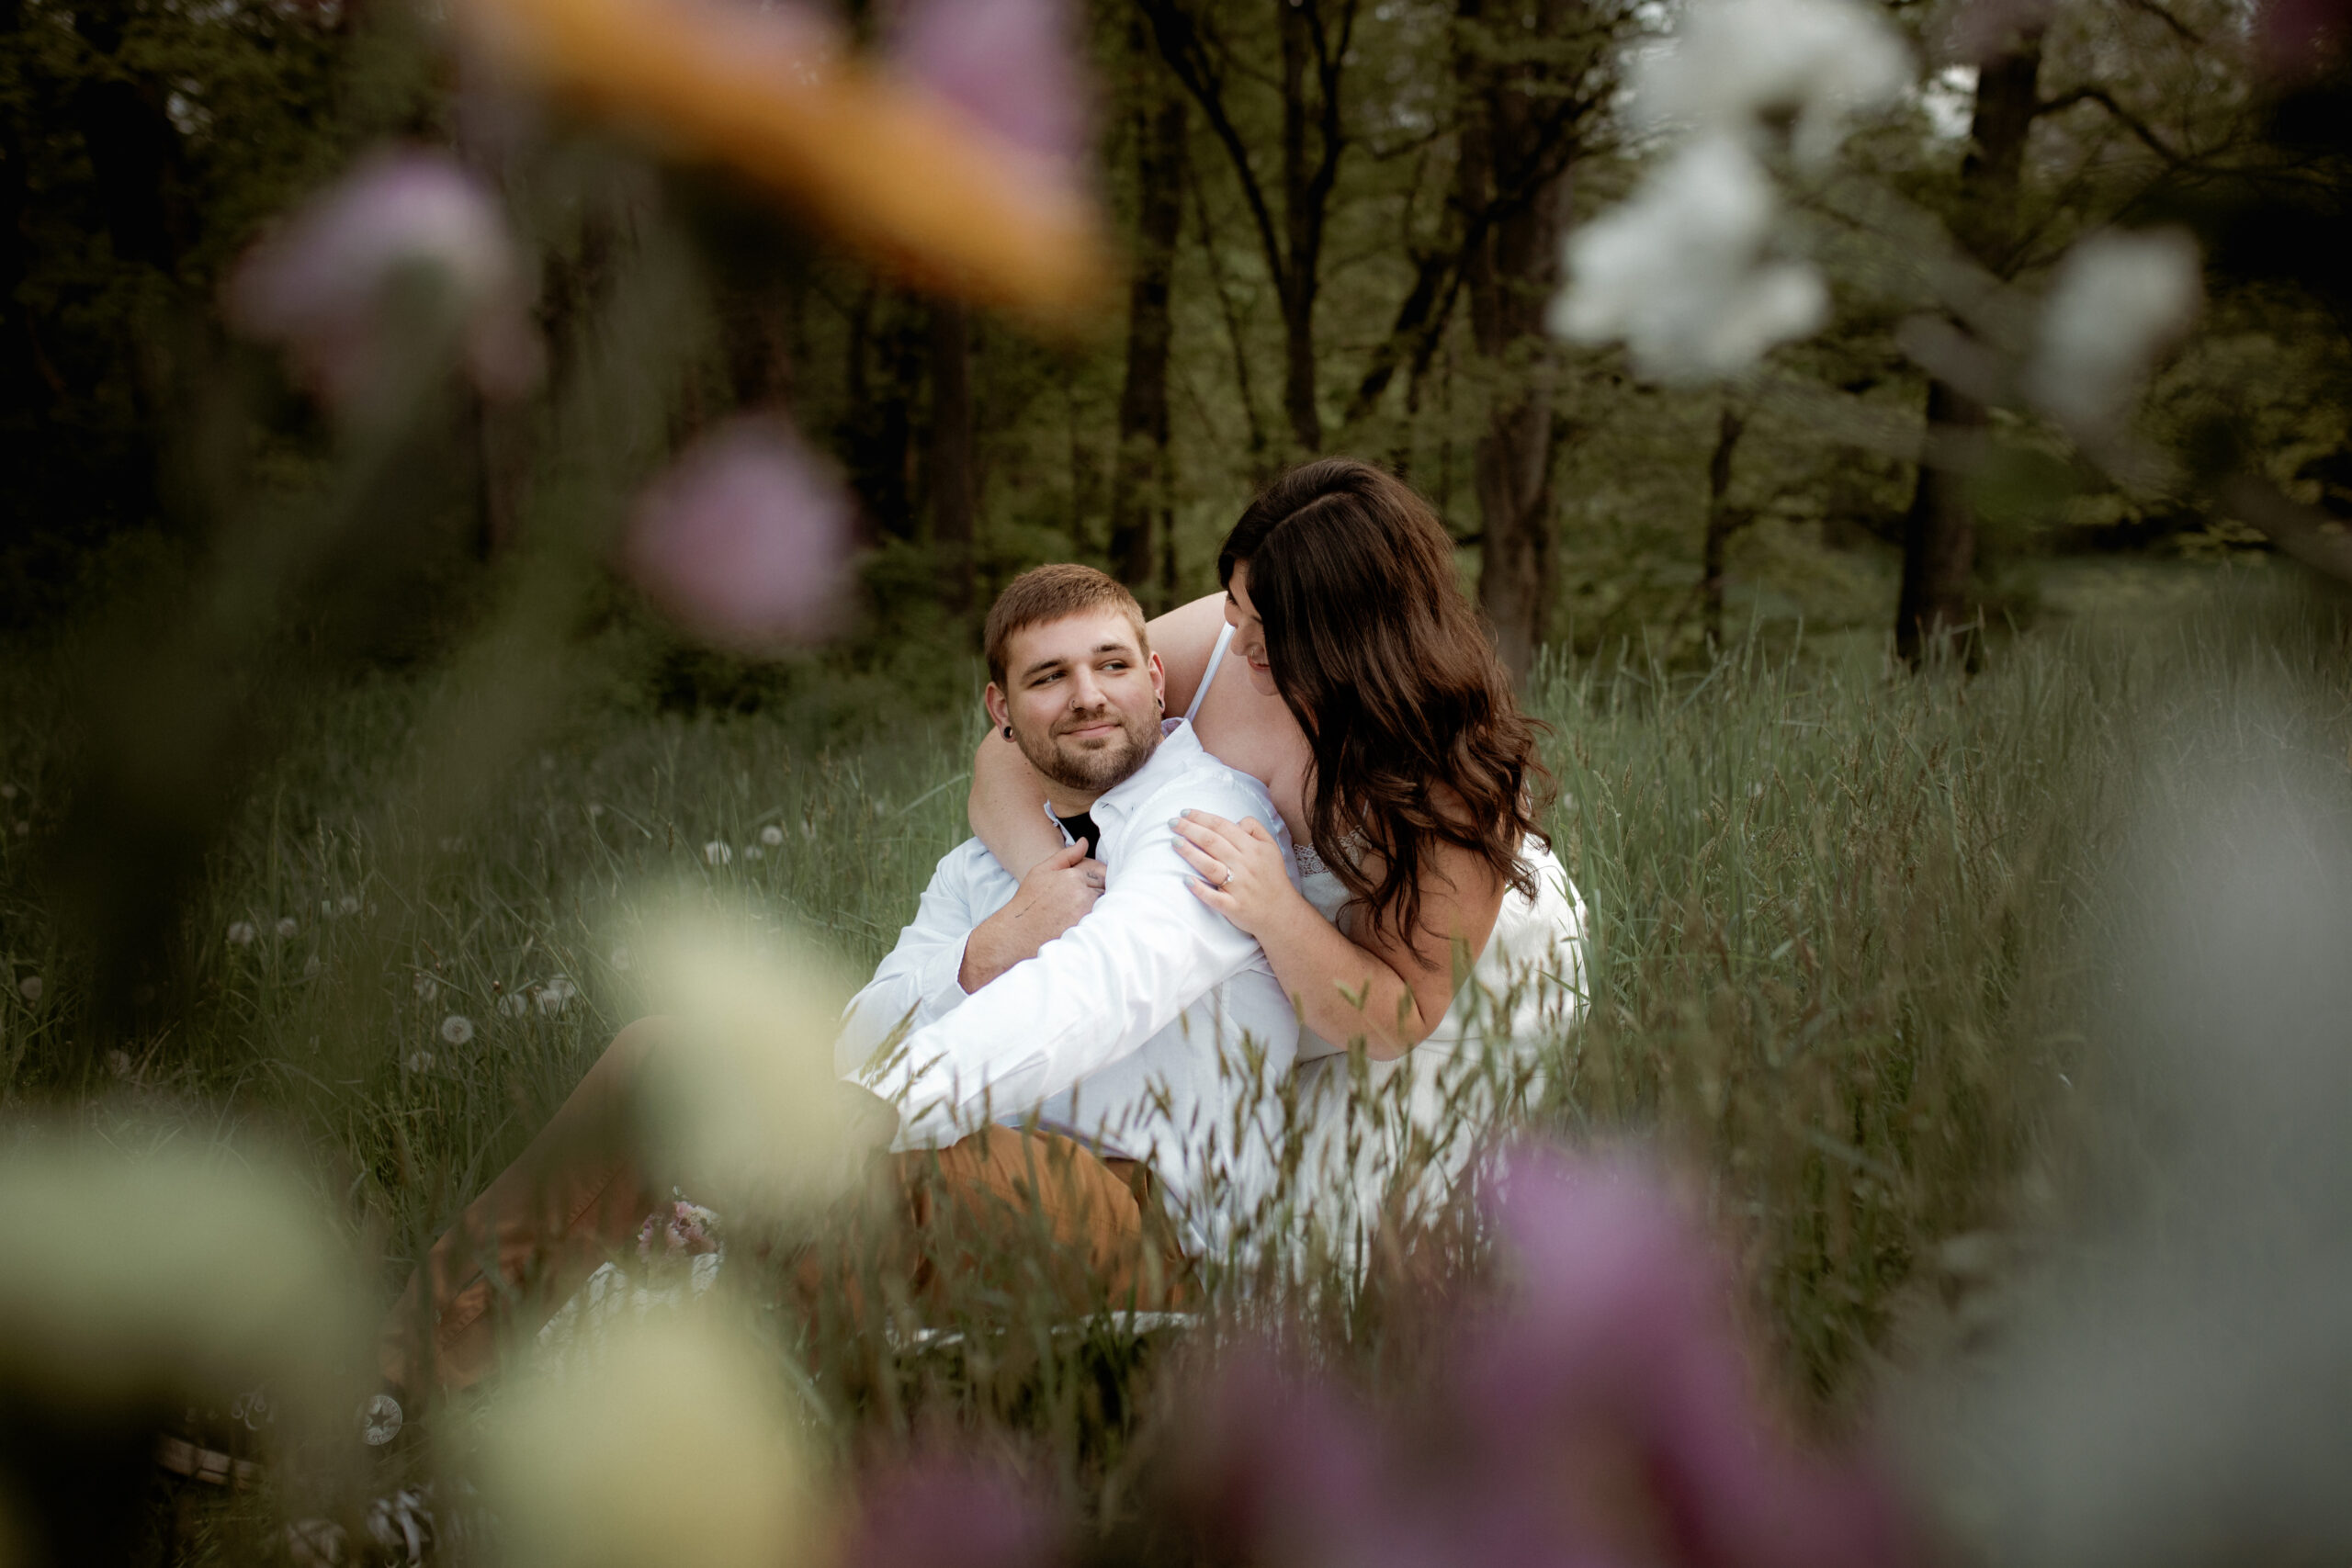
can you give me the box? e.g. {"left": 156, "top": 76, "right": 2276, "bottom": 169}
{"left": 2035, "top": 84, "right": 2187, "bottom": 165}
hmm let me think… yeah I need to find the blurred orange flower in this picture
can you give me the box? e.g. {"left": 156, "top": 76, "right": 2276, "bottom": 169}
{"left": 458, "top": 0, "right": 1114, "bottom": 325}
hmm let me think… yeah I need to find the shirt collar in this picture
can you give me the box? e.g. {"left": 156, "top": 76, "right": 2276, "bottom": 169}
{"left": 1046, "top": 718, "right": 1197, "bottom": 840}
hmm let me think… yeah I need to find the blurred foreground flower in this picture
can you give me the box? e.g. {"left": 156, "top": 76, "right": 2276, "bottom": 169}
{"left": 456, "top": 0, "right": 1109, "bottom": 321}
{"left": 890, "top": 0, "right": 1090, "bottom": 168}
{"left": 2025, "top": 227, "right": 2202, "bottom": 434}
{"left": 227, "top": 920, "right": 256, "bottom": 946}
{"left": 441, "top": 1013, "right": 477, "bottom": 1045}
{"left": 624, "top": 417, "right": 857, "bottom": 652}
{"left": 841, "top": 1450, "right": 1069, "bottom": 1568}
{"left": 479, "top": 1310, "right": 818, "bottom": 1568}
{"left": 0, "top": 1134, "right": 365, "bottom": 1413}
{"left": 634, "top": 908, "right": 883, "bottom": 1223}
{"left": 1553, "top": 136, "right": 1826, "bottom": 380}
{"left": 1631, "top": 0, "right": 1910, "bottom": 166}
{"left": 1179, "top": 1148, "right": 1907, "bottom": 1568}
{"left": 224, "top": 151, "right": 541, "bottom": 418}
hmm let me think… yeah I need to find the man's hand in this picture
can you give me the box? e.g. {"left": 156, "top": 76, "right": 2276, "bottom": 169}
{"left": 957, "top": 840, "right": 1105, "bottom": 992}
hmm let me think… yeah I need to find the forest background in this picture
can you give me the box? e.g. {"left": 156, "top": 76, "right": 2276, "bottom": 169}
{"left": 5, "top": 0, "right": 2346, "bottom": 686}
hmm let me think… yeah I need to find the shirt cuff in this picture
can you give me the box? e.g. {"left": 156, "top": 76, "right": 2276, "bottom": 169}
{"left": 919, "top": 935, "right": 973, "bottom": 1023}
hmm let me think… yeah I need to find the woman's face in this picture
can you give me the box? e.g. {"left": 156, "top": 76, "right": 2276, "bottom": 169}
{"left": 1224, "top": 562, "right": 1280, "bottom": 697}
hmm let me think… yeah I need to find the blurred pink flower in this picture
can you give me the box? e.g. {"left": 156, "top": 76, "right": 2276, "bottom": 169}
{"left": 1174, "top": 1148, "right": 1912, "bottom": 1568}
{"left": 223, "top": 150, "right": 542, "bottom": 416}
{"left": 622, "top": 416, "right": 857, "bottom": 649}
{"left": 636, "top": 1198, "right": 720, "bottom": 1259}
{"left": 840, "top": 1450, "right": 1068, "bottom": 1568}
{"left": 890, "top": 0, "right": 1090, "bottom": 167}
{"left": 2255, "top": 0, "right": 2349, "bottom": 77}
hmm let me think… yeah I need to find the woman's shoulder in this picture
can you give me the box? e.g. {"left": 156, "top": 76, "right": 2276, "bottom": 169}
{"left": 1147, "top": 592, "right": 1231, "bottom": 717}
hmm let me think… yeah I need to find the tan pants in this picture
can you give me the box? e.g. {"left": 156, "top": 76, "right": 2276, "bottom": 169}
{"left": 379, "top": 1019, "right": 1189, "bottom": 1398}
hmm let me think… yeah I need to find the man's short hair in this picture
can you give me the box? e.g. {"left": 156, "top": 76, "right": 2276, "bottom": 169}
{"left": 983, "top": 565, "right": 1149, "bottom": 689}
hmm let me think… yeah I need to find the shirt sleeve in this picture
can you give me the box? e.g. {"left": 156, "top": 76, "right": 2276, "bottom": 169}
{"left": 865, "top": 772, "right": 1289, "bottom": 1145}
{"left": 833, "top": 841, "right": 1008, "bottom": 1077}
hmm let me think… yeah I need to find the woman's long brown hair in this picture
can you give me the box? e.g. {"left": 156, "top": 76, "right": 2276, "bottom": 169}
{"left": 1217, "top": 457, "right": 1552, "bottom": 946}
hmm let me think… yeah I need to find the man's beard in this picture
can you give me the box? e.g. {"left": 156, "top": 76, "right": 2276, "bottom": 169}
{"left": 1015, "top": 704, "right": 1159, "bottom": 794}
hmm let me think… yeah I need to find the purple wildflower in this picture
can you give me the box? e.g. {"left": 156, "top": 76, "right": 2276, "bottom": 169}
{"left": 890, "top": 0, "right": 1091, "bottom": 167}
{"left": 840, "top": 1450, "right": 1068, "bottom": 1568}
{"left": 621, "top": 416, "right": 858, "bottom": 650}
{"left": 223, "top": 150, "right": 541, "bottom": 415}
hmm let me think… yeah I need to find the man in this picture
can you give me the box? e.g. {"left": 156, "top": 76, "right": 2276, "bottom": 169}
{"left": 378, "top": 566, "right": 1296, "bottom": 1405}
{"left": 837, "top": 563, "right": 1299, "bottom": 1263}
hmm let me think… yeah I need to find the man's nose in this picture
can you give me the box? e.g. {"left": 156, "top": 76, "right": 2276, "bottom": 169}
{"left": 1066, "top": 668, "right": 1108, "bottom": 709}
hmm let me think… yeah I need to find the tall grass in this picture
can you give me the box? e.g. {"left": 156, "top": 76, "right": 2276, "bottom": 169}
{"left": 5, "top": 568, "right": 2349, "bottom": 1545}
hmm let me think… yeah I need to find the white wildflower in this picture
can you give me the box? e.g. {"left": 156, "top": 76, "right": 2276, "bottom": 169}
{"left": 499, "top": 992, "right": 529, "bottom": 1017}
{"left": 703, "top": 841, "right": 732, "bottom": 866}
{"left": 18, "top": 976, "right": 40, "bottom": 1003}
{"left": 1552, "top": 135, "right": 1826, "bottom": 381}
{"left": 276, "top": 917, "right": 300, "bottom": 940}
{"left": 404, "top": 1050, "right": 435, "bottom": 1074}
{"left": 588, "top": 803, "right": 605, "bottom": 818}
{"left": 1633, "top": 0, "right": 1911, "bottom": 166}
{"left": 743, "top": 845, "right": 764, "bottom": 862}
{"left": 759, "top": 825, "right": 785, "bottom": 847}
{"left": 413, "top": 972, "right": 439, "bottom": 1003}
{"left": 2026, "top": 227, "right": 2203, "bottom": 433}
{"left": 537, "top": 976, "right": 576, "bottom": 1015}
{"left": 440, "top": 1014, "right": 475, "bottom": 1045}
{"left": 609, "top": 944, "right": 634, "bottom": 973}
{"left": 227, "top": 921, "right": 258, "bottom": 946}
{"left": 338, "top": 894, "right": 361, "bottom": 916}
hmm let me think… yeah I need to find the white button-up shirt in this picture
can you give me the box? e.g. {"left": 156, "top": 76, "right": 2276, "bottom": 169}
{"left": 835, "top": 720, "right": 1300, "bottom": 1249}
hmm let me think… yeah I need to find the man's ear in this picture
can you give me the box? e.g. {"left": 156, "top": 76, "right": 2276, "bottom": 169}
{"left": 1148, "top": 651, "right": 1166, "bottom": 710}
{"left": 983, "top": 682, "right": 1012, "bottom": 735}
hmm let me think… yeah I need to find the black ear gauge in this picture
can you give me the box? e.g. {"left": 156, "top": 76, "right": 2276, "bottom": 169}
{"left": 1002, "top": 725, "right": 1013, "bottom": 739}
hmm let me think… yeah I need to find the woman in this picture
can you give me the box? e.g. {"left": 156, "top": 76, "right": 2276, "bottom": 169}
{"left": 970, "top": 457, "right": 1588, "bottom": 1247}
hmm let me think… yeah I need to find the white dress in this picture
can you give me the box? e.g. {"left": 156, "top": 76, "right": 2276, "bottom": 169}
{"left": 1184, "top": 625, "right": 1590, "bottom": 1266}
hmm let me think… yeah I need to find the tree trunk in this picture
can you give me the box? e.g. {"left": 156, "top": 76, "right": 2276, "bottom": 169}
{"left": 1702, "top": 403, "right": 1747, "bottom": 652}
{"left": 929, "top": 301, "right": 976, "bottom": 612}
{"left": 1462, "top": 0, "right": 1576, "bottom": 684}
{"left": 1276, "top": 0, "right": 1325, "bottom": 454}
{"left": 1110, "top": 47, "right": 1187, "bottom": 602}
{"left": 1896, "top": 30, "right": 2043, "bottom": 664}
{"left": 1896, "top": 378, "right": 1985, "bottom": 660}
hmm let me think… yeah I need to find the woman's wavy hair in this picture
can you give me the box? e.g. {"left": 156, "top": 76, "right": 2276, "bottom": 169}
{"left": 1217, "top": 457, "right": 1553, "bottom": 945}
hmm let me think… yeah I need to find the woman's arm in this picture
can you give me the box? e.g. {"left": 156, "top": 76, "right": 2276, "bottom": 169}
{"left": 967, "top": 592, "right": 1232, "bottom": 874}
{"left": 1170, "top": 812, "right": 1505, "bottom": 1058}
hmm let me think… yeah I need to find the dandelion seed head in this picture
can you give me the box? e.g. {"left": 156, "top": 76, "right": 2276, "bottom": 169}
{"left": 704, "top": 840, "right": 733, "bottom": 866}
{"left": 760, "top": 824, "right": 785, "bottom": 847}
{"left": 539, "top": 976, "right": 577, "bottom": 1015}
{"left": 303, "top": 956, "right": 322, "bottom": 979}
{"left": 276, "top": 918, "right": 300, "bottom": 940}
{"left": 338, "top": 894, "right": 361, "bottom": 915}
{"left": 413, "top": 973, "right": 439, "bottom": 1003}
{"left": 499, "top": 992, "right": 530, "bottom": 1017}
{"left": 743, "top": 845, "right": 764, "bottom": 862}
{"left": 18, "top": 976, "right": 40, "bottom": 1003}
{"left": 405, "top": 1050, "right": 435, "bottom": 1074}
{"left": 2026, "top": 227, "right": 2203, "bottom": 433}
{"left": 440, "top": 1014, "right": 475, "bottom": 1045}
{"left": 227, "top": 922, "right": 258, "bottom": 946}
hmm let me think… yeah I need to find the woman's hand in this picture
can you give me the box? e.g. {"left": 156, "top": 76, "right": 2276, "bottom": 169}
{"left": 1171, "top": 810, "right": 1296, "bottom": 938}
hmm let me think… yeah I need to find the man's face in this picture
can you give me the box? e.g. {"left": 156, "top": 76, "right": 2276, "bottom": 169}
{"left": 986, "top": 609, "right": 1165, "bottom": 795}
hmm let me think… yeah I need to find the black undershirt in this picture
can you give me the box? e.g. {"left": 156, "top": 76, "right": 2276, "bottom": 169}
{"left": 1052, "top": 808, "right": 1101, "bottom": 859}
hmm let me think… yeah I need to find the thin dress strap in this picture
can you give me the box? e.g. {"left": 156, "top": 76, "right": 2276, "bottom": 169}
{"left": 1184, "top": 621, "right": 1235, "bottom": 726}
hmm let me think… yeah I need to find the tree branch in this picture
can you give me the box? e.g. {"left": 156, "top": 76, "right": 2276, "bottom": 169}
{"left": 2035, "top": 84, "right": 2187, "bottom": 165}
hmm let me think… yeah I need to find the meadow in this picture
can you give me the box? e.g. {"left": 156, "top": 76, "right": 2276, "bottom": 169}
{"left": 5, "top": 564, "right": 2350, "bottom": 1562}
